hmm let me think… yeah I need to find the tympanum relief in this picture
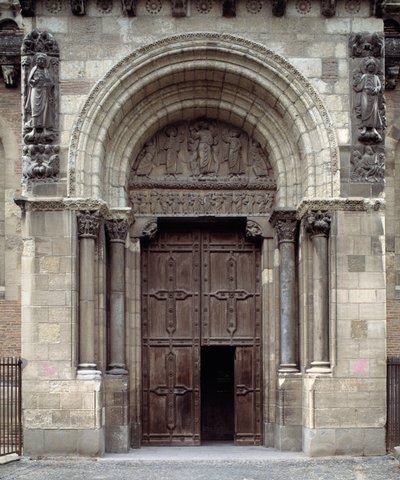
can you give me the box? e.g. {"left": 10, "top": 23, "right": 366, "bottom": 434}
{"left": 128, "top": 119, "right": 276, "bottom": 216}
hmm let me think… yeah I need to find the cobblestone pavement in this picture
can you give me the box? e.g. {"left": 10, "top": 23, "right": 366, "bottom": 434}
{"left": 1, "top": 453, "right": 399, "bottom": 480}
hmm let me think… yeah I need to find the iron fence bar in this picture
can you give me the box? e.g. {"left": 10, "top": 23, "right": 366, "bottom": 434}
{"left": 0, "top": 357, "right": 22, "bottom": 456}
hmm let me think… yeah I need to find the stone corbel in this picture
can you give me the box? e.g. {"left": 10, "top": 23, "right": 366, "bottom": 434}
{"left": 321, "top": 0, "right": 336, "bottom": 17}
{"left": 272, "top": 0, "right": 286, "bottom": 17}
{"left": 71, "top": 0, "right": 86, "bottom": 15}
{"left": 121, "top": 0, "right": 136, "bottom": 16}
{"left": 19, "top": 0, "right": 35, "bottom": 16}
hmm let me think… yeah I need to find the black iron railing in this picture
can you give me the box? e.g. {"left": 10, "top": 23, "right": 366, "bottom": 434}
{"left": 0, "top": 357, "right": 22, "bottom": 456}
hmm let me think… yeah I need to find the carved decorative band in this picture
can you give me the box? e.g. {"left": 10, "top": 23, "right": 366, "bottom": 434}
{"left": 296, "top": 198, "right": 384, "bottom": 218}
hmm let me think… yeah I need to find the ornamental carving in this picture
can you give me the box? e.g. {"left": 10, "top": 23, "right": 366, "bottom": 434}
{"left": 349, "top": 32, "right": 384, "bottom": 58}
{"left": 304, "top": 210, "right": 331, "bottom": 238}
{"left": 270, "top": 209, "right": 298, "bottom": 243}
{"left": 246, "top": 220, "right": 263, "bottom": 239}
{"left": 105, "top": 218, "right": 129, "bottom": 241}
{"left": 77, "top": 211, "right": 101, "bottom": 239}
{"left": 21, "top": 30, "right": 59, "bottom": 183}
{"left": 142, "top": 221, "right": 158, "bottom": 239}
{"left": 350, "top": 146, "right": 384, "bottom": 182}
{"left": 129, "top": 119, "right": 275, "bottom": 216}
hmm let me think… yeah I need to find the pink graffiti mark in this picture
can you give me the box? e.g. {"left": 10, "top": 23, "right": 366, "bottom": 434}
{"left": 352, "top": 358, "right": 368, "bottom": 374}
{"left": 40, "top": 361, "right": 57, "bottom": 377}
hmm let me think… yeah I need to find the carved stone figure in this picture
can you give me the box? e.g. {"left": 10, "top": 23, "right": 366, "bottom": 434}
{"left": 353, "top": 58, "right": 385, "bottom": 143}
{"left": 171, "top": 0, "right": 187, "bottom": 16}
{"left": 188, "top": 120, "right": 218, "bottom": 176}
{"left": 250, "top": 140, "right": 271, "bottom": 177}
{"left": 349, "top": 32, "right": 384, "bottom": 58}
{"left": 351, "top": 146, "right": 384, "bottom": 182}
{"left": 1, "top": 65, "right": 18, "bottom": 88}
{"left": 163, "top": 126, "right": 184, "bottom": 175}
{"left": 24, "top": 53, "right": 56, "bottom": 143}
{"left": 223, "top": 128, "right": 244, "bottom": 175}
{"left": 142, "top": 221, "right": 158, "bottom": 239}
{"left": 22, "top": 144, "right": 59, "bottom": 181}
{"left": 136, "top": 138, "right": 156, "bottom": 177}
{"left": 77, "top": 211, "right": 101, "bottom": 239}
{"left": 246, "top": 220, "right": 263, "bottom": 239}
{"left": 71, "top": 0, "right": 86, "bottom": 15}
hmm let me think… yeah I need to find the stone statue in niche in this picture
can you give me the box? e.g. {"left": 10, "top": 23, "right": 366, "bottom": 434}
{"left": 351, "top": 146, "right": 384, "bottom": 182}
{"left": 24, "top": 53, "right": 56, "bottom": 144}
{"left": 163, "top": 125, "right": 184, "bottom": 176}
{"left": 188, "top": 119, "right": 219, "bottom": 176}
{"left": 222, "top": 128, "right": 244, "bottom": 175}
{"left": 353, "top": 58, "right": 385, "bottom": 144}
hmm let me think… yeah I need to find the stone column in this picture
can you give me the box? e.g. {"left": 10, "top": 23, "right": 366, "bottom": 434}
{"left": 105, "top": 218, "right": 129, "bottom": 375}
{"left": 305, "top": 210, "right": 331, "bottom": 373}
{"left": 270, "top": 209, "right": 299, "bottom": 373}
{"left": 77, "top": 210, "right": 101, "bottom": 377}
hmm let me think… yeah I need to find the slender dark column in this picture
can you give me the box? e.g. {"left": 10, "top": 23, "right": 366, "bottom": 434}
{"left": 305, "top": 210, "right": 331, "bottom": 373}
{"left": 270, "top": 209, "right": 299, "bottom": 373}
{"left": 106, "top": 218, "right": 129, "bottom": 375}
{"left": 77, "top": 210, "right": 101, "bottom": 377}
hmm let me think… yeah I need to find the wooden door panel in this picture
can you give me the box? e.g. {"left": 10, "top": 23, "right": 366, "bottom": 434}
{"left": 235, "top": 346, "right": 261, "bottom": 445}
{"left": 142, "top": 346, "right": 200, "bottom": 445}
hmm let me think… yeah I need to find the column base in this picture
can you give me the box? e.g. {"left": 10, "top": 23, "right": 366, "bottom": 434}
{"left": 77, "top": 363, "right": 102, "bottom": 380}
{"left": 279, "top": 364, "right": 300, "bottom": 373}
{"left": 306, "top": 361, "right": 331, "bottom": 374}
{"left": 107, "top": 363, "right": 128, "bottom": 375}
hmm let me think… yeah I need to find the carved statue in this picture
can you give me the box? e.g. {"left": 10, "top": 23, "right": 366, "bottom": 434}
{"left": 351, "top": 146, "right": 384, "bottom": 182}
{"left": 163, "top": 126, "right": 184, "bottom": 176}
{"left": 22, "top": 144, "right": 59, "bottom": 181}
{"left": 222, "top": 128, "right": 244, "bottom": 175}
{"left": 188, "top": 120, "right": 218, "bottom": 176}
{"left": 350, "top": 32, "right": 384, "bottom": 58}
{"left": 136, "top": 138, "right": 156, "bottom": 177}
{"left": 249, "top": 139, "right": 270, "bottom": 177}
{"left": 353, "top": 58, "right": 384, "bottom": 143}
{"left": 24, "top": 53, "right": 55, "bottom": 143}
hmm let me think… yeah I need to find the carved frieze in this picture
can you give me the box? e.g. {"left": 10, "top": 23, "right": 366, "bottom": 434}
{"left": 21, "top": 29, "right": 59, "bottom": 184}
{"left": 304, "top": 210, "right": 331, "bottom": 238}
{"left": 350, "top": 145, "right": 384, "bottom": 182}
{"left": 77, "top": 210, "right": 101, "bottom": 239}
{"left": 105, "top": 218, "right": 129, "bottom": 242}
{"left": 129, "top": 118, "right": 275, "bottom": 217}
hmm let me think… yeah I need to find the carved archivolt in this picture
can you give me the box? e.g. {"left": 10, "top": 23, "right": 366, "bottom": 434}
{"left": 129, "top": 118, "right": 276, "bottom": 216}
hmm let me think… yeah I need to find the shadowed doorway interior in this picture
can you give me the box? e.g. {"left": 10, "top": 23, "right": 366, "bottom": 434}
{"left": 201, "top": 346, "right": 235, "bottom": 441}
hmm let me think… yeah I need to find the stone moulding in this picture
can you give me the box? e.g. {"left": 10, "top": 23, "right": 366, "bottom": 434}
{"left": 296, "top": 197, "right": 385, "bottom": 218}
{"left": 67, "top": 32, "right": 339, "bottom": 205}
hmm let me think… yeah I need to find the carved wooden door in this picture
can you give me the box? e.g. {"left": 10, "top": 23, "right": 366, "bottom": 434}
{"left": 141, "top": 226, "right": 261, "bottom": 445}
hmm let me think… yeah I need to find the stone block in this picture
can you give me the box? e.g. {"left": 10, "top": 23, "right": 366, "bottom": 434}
{"left": 348, "top": 255, "right": 365, "bottom": 272}
{"left": 274, "top": 425, "right": 302, "bottom": 451}
{"left": 23, "top": 429, "right": 44, "bottom": 456}
{"left": 303, "top": 427, "right": 335, "bottom": 456}
{"left": 77, "top": 428, "right": 105, "bottom": 457}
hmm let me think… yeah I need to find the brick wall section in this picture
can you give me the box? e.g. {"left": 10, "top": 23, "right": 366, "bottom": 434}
{"left": 0, "top": 299, "right": 21, "bottom": 356}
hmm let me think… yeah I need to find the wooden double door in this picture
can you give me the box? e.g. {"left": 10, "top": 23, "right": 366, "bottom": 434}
{"left": 141, "top": 225, "right": 262, "bottom": 445}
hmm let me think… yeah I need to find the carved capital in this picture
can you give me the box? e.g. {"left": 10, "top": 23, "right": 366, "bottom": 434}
{"left": 304, "top": 210, "right": 331, "bottom": 238}
{"left": 77, "top": 211, "right": 101, "bottom": 239}
{"left": 71, "top": 0, "right": 86, "bottom": 15}
{"left": 270, "top": 209, "right": 297, "bottom": 243}
{"left": 105, "top": 218, "right": 129, "bottom": 242}
{"left": 246, "top": 220, "right": 262, "bottom": 239}
{"left": 19, "top": 0, "right": 35, "bottom": 16}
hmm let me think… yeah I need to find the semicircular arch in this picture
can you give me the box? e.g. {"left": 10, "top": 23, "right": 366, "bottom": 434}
{"left": 68, "top": 33, "right": 339, "bottom": 208}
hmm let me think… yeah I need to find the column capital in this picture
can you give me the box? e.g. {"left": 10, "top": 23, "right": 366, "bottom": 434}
{"left": 105, "top": 218, "right": 129, "bottom": 242}
{"left": 304, "top": 210, "right": 331, "bottom": 238}
{"left": 270, "top": 208, "right": 298, "bottom": 243}
{"left": 77, "top": 210, "right": 101, "bottom": 239}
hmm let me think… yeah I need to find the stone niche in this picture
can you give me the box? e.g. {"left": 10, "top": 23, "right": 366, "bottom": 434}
{"left": 128, "top": 118, "right": 277, "bottom": 216}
